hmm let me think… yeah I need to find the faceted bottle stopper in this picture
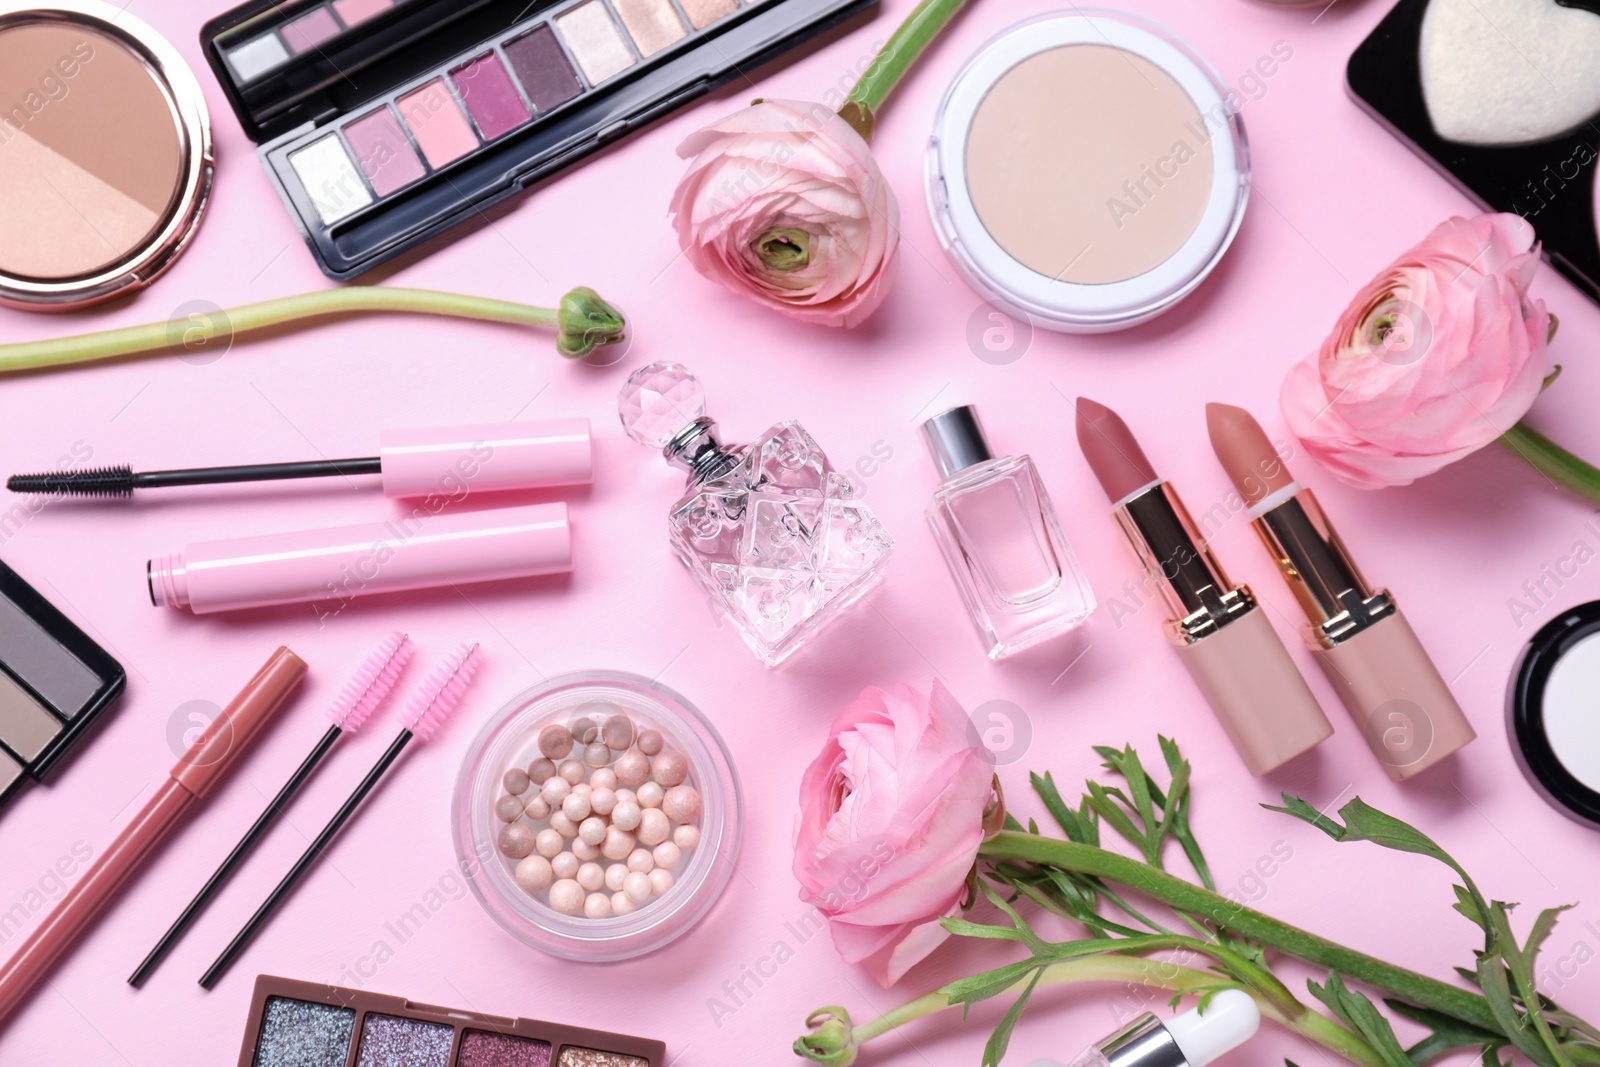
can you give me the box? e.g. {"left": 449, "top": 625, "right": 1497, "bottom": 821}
{"left": 619, "top": 362, "right": 706, "bottom": 448}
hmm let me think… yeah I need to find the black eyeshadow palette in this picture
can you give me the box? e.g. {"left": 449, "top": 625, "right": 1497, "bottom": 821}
{"left": 0, "top": 558, "right": 125, "bottom": 812}
{"left": 201, "top": 0, "right": 880, "bottom": 279}
{"left": 1347, "top": 0, "right": 1600, "bottom": 305}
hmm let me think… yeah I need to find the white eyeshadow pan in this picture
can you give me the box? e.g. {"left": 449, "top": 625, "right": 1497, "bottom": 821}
{"left": 289, "top": 136, "right": 374, "bottom": 224}
{"left": 555, "top": 2, "right": 637, "bottom": 85}
{"left": 228, "top": 33, "right": 291, "bottom": 81}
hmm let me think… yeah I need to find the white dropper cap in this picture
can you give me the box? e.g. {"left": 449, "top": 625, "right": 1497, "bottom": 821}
{"left": 1164, "top": 991, "right": 1261, "bottom": 1067}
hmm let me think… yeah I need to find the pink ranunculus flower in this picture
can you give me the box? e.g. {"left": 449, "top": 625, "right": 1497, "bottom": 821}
{"left": 669, "top": 99, "right": 899, "bottom": 329}
{"left": 1281, "top": 213, "right": 1554, "bottom": 489}
{"left": 793, "top": 681, "right": 993, "bottom": 988}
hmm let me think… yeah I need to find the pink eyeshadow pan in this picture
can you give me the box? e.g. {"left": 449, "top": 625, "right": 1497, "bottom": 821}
{"left": 451, "top": 52, "right": 531, "bottom": 140}
{"left": 343, "top": 108, "right": 426, "bottom": 196}
{"left": 398, "top": 80, "right": 479, "bottom": 167}
{"left": 283, "top": 6, "right": 340, "bottom": 52}
{"left": 331, "top": 0, "right": 391, "bottom": 26}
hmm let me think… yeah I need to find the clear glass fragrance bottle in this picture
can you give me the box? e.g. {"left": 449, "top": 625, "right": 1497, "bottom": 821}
{"left": 921, "top": 405, "right": 1094, "bottom": 660}
{"left": 619, "top": 362, "right": 894, "bottom": 667}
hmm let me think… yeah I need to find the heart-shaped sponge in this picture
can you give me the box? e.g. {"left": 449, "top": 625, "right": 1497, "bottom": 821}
{"left": 1421, "top": 0, "right": 1600, "bottom": 145}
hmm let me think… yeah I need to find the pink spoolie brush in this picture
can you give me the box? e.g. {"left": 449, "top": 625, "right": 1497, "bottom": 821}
{"left": 130, "top": 633, "right": 413, "bottom": 987}
{"left": 201, "top": 642, "right": 482, "bottom": 989}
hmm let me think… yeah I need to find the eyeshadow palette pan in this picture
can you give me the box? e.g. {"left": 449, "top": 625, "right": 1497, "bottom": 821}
{"left": 0, "top": 557, "right": 125, "bottom": 813}
{"left": 202, "top": 0, "right": 879, "bottom": 277}
{"left": 239, "top": 976, "right": 663, "bottom": 1067}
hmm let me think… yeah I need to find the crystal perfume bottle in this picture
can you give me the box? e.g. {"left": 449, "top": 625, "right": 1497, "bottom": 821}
{"left": 619, "top": 362, "right": 893, "bottom": 666}
{"left": 921, "top": 405, "right": 1094, "bottom": 660}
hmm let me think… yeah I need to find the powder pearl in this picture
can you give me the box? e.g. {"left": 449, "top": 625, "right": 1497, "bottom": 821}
{"left": 584, "top": 892, "right": 613, "bottom": 919}
{"left": 497, "top": 823, "right": 535, "bottom": 859}
{"left": 495, "top": 794, "right": 524, "bottom": 822}
{"left": 603, "top": 715, "right": 636, "bottom": 750}
{"left": 614, "top": 750, "right": 650, "bottom": 787}
{"left": 649, "top": 868, "right": 675, "bottom": 897}
{"left": 540, "top": 777, "right": 571, "bottom": 806}
{"left": 590, "top": 788, "right": 617, "bottom": 816}
{"left": 650, "top": 750, "right": 689, "bottom": 787}
{"left": 673, "top": 824, "right": 701, "bottom": 850}
{"left": 503, "top": 768, "right": 531, "bottom": 795}
{"left": 610, "top": 801, "right": 642, "bottom": 832}
{"left": 627, "top": 848, "right": 655, "bottom": 874}
{"left": 577, "top": 862, "right": 605, "bottom": 892}
{"left": 535, "top": 828, "right": 564, "bottom": 858}
{"left": 582, "top": 742, "right": 610, "bottom": 768}
{"left": 549, "top": 879, "right": 584, "bottom": 915}
{"left": 638, "top": 729, "right": 664, "bottom": 756}
{"left": 572, "top": 837, "right": 601, "bottom": 862}
{"left": 559, "top": 760, "right": 585, "bottom": 785}
{"left": 539, "top": 725, "right": 573, "bottom": 759}
{"left": 589, "top": 768, "right": 618, "bottom": 791}
{"left": 579, "top": 816, "right": 607, "bottom": 846}
{"left": 602, "top": 826, "right": 635, "bottom": 861}
{"left": 552, "top": 851, "right": 580, "bottom": 879}
{"left": 624, "top": 871, "right": 652, "bottom": 903}
{"left": 571, "top": 781, "right": 592, "bottom": 797}
{"left": 523, "top": 796, "right": 551, "bottom": 821}
{"left": 605, "top": 863, "right": 629, "bottom": 891}
{"left": 652, "top": 842, "right": 681, "bottom": 870}
{"left": 563, "top": 793, "right": 592, "bottom": 822}
{"left": 637, "top": 782, "right": 664, "bottom": 809}
{"left": 662, "top": 785, "right": 702, "bottom": 824}
{"left": 568, "top": 716, "right": 600, "bottom": 744}
{"left": 637, "top": 808, "right": 670, "bottom": 847}
{"left": 549, "top": 812, "right": 579, "bottom": 839}
{"left": 515, "top": 854, "right": 553, "bottom": 893}
{"left": 612, "top": 891, "right": 636, "bottom": 916}
{"left": 528, "top": 757, "right": 557, "bottom": 784}
{"left": 614, "top": 788, "right": 637, "bottom": 806}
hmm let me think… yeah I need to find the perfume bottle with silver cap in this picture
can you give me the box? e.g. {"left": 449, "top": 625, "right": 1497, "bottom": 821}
{"left": 619, "top": 362, "right": 893, "bottom": 667}
{"left": 1026, "top": 989, "right": 1260, "bottom": 1067}
{"left": 920, "top": 405, "right": 1094, "bottom": 660}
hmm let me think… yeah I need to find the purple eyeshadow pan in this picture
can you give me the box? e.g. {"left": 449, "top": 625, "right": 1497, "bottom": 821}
{"left": 504, "top": 26, "right": 584, "bottom": 113}
{"left": 354, "top": 1013, "right": 454, "bottom": 1067}
{"left": 450, "top": 52, "right": 532, "bottom": 140}
{"left": 343, "top": 108, "right": 427, "bottom": 196}
{"left": 283, "top": 6, "right": 340, "bottom": 52}
{"left": 458, "top": 1031, "right": 552, "bottom": 1067}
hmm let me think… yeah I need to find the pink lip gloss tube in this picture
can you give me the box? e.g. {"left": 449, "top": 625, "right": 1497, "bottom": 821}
{"left": 148, "top": 503, "right": 571, "bottom": 614}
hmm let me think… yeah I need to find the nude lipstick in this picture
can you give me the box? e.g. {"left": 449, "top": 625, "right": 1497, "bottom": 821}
{"left": 1076, "top": 398, "right": 1332, "bottom": 776}
{"left": 1206, "top": 403, "right": 1475, "bottom": 780}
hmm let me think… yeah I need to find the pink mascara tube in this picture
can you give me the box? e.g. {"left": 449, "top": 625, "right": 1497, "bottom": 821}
{"left": 149, "top": 503, "right": 571, "bottom": 614}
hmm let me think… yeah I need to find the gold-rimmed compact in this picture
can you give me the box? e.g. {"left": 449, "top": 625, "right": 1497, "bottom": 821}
{"left": 0, "top": 0, "right": 212, "bottom": 310}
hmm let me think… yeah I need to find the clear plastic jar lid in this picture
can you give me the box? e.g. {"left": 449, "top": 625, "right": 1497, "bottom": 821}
{"left": 452, "top": 670, "right": 742, "bottom": 961}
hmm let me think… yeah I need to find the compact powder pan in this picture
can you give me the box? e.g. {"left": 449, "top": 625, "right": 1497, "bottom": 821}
{"left": 1509, "top": 600, "right": 1600, "bottom": 829}
{"left": 927, "top": 11, "right": 1250, "bottom": 333}
{"left": 0, "top": 0, "right": 212, "bottom": 310}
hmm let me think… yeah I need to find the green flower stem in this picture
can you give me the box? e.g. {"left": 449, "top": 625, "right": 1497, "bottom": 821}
{"left": 0, "top": 286, "right": 624, "bottom": 373}
{"left": 1499, "top": 421, "right": 1600, "bottom": 507}
{"left": 842, "top": 956, "right": 1390, "bottom": 1067}
{"left": 845, "top": 0, "right": 973, "bottom": 119}
{"left": 980, "top": 832, "right": 1501, "bottom": 1035}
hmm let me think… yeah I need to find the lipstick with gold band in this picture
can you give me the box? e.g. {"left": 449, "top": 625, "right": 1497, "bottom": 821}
{"left": 1206, "top": 403, "right": 1476, "bottom": 781}
{"left": 1077, "top": 398, "right": 1332, "bottom": 777}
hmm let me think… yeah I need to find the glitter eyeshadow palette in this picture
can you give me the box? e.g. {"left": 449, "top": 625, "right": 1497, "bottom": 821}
{"left": 1348, "top": 0, "right": 1600, "bottom": 305}
{"left": 238, "top": 975, "right": 666, "bottom": 1067}
{"left": 0, "top": 557, "right": 125, "bottom": 813}
{"left": 200, "top": 0, "right": 880, "bottom": 278}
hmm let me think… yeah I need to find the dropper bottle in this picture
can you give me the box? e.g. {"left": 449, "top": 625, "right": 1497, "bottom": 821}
{"left": 1026, "top": 990, "right": 1261, "bottom": 1067}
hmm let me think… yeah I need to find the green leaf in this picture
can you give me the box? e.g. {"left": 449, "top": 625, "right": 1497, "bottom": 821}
{"left": 939, "top": 959, "right": 1040, "bottom": 1008}
{"left": 1263, "top": 794, "right": 1346, "bottom": 839}
{"left": 1308, "top": 974, "right": 1417, "bottom": 1067}
{"left": 1032, "top": 772, "right": 1091, "bottom": 843}
{"left": 1476, "top": 955, "right": 1558, "bottom": 1067}
{"left": 1086, "top": 780, "right": 1149, "bottom": 857}
{"left": 1386, "top": 999, "right": 1505, "bottom": 1064}
{"left": 982, "top": 968, "right": 1043, "bottom": 1067}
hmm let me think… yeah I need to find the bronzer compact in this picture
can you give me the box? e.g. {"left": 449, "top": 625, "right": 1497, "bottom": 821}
{"left": 927, "top": 11, "right": 1250, "bottom": 332}
{"left": 1349, "top": 0, "right": 1600, "bottom": 304}
{"left": 0, "top": 0, "right": 212, "bottom": 309}
{"left": 201, "top": 0, "right": 879, "bottom": 278}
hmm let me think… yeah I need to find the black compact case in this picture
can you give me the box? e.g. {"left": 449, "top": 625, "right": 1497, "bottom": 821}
{"left": 1348, "top": 0, "right": 1600, "bottom": 305}
{"left": 201, "top": 0, "right": 879, "bottom": 279}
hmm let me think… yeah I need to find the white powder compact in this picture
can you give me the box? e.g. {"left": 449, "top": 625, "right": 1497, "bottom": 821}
{"left": 1509, "top": 600, "right": 1600, "bottom": 830}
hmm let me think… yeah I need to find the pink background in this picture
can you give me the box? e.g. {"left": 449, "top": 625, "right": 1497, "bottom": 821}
{"left": 2, "top": 0, "right": 1599, "bottom": 1063}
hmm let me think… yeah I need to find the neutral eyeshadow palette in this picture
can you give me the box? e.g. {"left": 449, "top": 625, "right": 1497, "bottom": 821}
{"left": 0, "top": 557, "right": 125, "bottom": 812}
{"left": 238, "top": 976, "right": 665, "bottom": 1067}
{"left": 201, "top": 0, "right": 879, "bottom": 278}
{"left": 1348, "top": 0, "right": 1600, "bottom": 305}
